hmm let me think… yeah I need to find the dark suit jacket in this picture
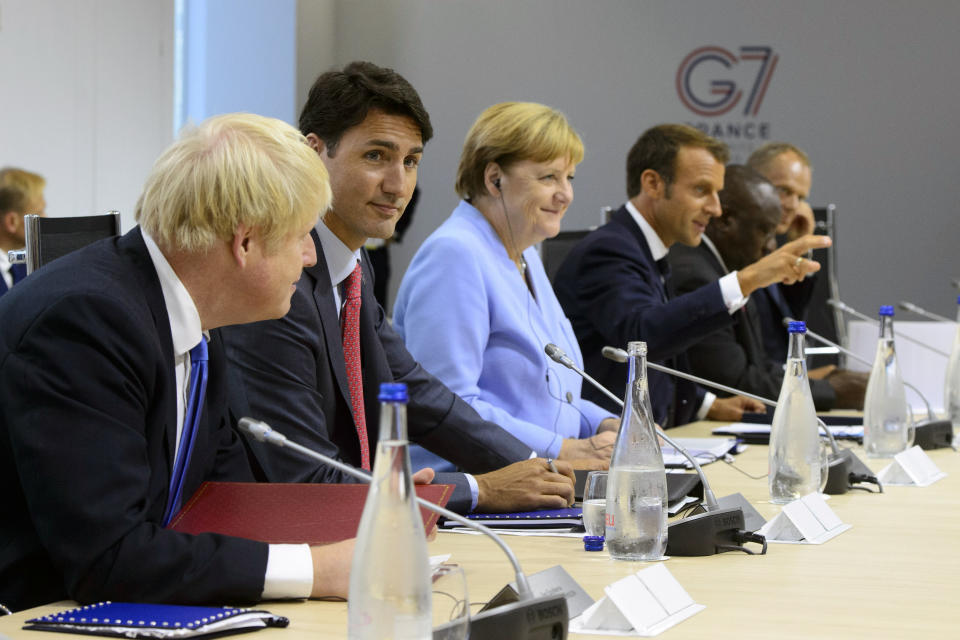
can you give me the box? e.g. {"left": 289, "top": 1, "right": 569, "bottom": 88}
{"left": 220, "top": 230, "right": 533, "bottom": 513}
{"left": 0, "top": 262, "right": 26, "bottom": 297}
{"left": 669, "top": 242, "right": 836, "bottom": 410}
{"left": 753, "top": 233, "right": 818, "bottom": 364}
{"left": 554, "top": 206, "right": 733, "bottom": 426}
{"left": 0, "top": 228, "right": 265, "bottom": 612}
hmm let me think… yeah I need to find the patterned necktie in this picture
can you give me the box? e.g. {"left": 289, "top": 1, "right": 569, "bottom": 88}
{"left": 342, "top": 263, "right": 370, "bottom": 470}
{"left": 162, "top": 336, "right": 209, "bottom": 526}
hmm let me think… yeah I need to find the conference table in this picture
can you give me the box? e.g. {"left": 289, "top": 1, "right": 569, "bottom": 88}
{"left": 2, "top": 420, "right": 958, "bottom": 639}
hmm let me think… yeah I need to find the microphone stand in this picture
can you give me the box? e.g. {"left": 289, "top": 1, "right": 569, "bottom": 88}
{"left": 899, "top": 301, "right": 954, "bottom": 324}
{"left": 828, "top": 299, "right": 950, "bottom": 357}
{"left": 600, "top": 346, "right": 881, "bottom": 495}
{"left": 544, "top": 344, "right": 767, "bottom": 555}
{"left": 793, "top": 321, "right": 956, "bottom": 451}
{"left": 239, "top": 418, "right": 569, "bottom": 640}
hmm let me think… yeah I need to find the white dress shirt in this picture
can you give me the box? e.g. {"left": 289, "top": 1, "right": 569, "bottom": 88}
{"left": 142, "top": 232, "right": 313, "bottom": 600}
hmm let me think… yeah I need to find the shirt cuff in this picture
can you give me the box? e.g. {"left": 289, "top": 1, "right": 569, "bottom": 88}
{"left": 696, "top": 392, "right": 717, "bottom": 420}
{"left": 719, "top": 272, "right": 748, "bottom": 313}
{"left": 465, "top": 473, "right": 480, "bottom": 512}
{"left": 262, "top": 544, "right": 313, "bottom": 599}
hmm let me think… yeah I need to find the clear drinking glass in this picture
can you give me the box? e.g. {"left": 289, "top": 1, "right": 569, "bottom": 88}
{"left": 582, "top": 471, "right": 608, "bottom": 537}
{"left": 431, "top": 564, "right": 469, "bottom": 640}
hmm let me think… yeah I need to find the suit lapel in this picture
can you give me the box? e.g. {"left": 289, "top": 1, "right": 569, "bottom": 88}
{"left": 307, "top": 229, "right": 355, "bottom": 420}
{"left": 118, "top": 228, "right": 180, "bottom": 468}
{"left": 614, "top": 206, "right": 668, "bottom": 303}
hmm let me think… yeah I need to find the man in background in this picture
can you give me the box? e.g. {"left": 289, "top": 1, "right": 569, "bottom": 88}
{"left": 0, "top": 167, "right": 46, "bottom": 296}
{"left": 669, "top": 165, "right": 865, "bottom": 409}
{"left": 747, "top": 142, "right": 817, "bottom": 363}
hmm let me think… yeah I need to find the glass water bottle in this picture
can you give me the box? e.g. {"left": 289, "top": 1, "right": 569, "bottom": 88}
{"left": 943, "top": 296, "right": 960, "bottom": 433}
{"left": 348, "top": 383, "right": 431, "bottom": 639}
{"left": 769, "top": 321, "right": 821, "bottom": 503}
{"left": 604, "top": 341, "right": 668, "bottom": 561}
{"left": 863, "top": 306, "right": 911, "bottom": 458}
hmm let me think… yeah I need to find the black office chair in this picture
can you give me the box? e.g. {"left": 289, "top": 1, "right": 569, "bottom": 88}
{"left": 8, "top": 211, "right": 121, "bottom": 275}
{"left": 805, "top": 204, "right": 845, "bottom": 368}
{"left": 541, "top": 229, "right": 591, "bottom": 284}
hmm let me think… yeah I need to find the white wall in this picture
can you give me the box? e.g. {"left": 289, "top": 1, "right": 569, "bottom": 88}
{"left": 0, "top": 0, "right": 174, "bottom": 232}
{"left": 300, "top": 0, "right": 960, "bottom": 317}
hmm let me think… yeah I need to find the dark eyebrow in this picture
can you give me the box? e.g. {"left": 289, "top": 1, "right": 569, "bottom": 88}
{"left": 366, "top": 139, "right": 424, "bottom": 155}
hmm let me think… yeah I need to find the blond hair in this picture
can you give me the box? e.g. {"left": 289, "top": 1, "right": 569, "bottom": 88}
{"left": 0, "top": 168, "right": 46, "bottom": 214}
{"left": 455, "top": 102, "right": 584, "bottom": 201}
{"left": 136, "top": 113, "right": 330, "bottom": 253}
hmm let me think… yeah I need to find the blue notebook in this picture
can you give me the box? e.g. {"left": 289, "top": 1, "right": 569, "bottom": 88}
{"left": 24, "top": 601, "right": 289, "bottom": 638}
{"left": 441, "top": 507, "right": 583, "bottom": 529}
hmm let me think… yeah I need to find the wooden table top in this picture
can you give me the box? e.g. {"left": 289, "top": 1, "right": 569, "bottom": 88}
{"left": 3, "top": 421, "right": 958, "bottom": 639}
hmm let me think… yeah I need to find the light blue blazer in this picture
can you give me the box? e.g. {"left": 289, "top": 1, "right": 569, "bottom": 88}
{"left": 394, "top": 200, "right": 615, "bottom": 458}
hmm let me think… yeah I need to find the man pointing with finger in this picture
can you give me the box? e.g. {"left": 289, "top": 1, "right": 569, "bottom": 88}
{"left": 556, "top": 124, "right": 828, "bottom": 426}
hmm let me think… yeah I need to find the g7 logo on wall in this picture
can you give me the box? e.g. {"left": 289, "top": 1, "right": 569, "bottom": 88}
{"left": 676, "top": 46, "right": 779, "bottom": 117}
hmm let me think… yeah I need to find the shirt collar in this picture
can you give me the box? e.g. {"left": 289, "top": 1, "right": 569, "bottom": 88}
{"left": 699, "top": 234, "right": 731, "bottom": 274}
{"left": 315, "top": 217, "right": 362, "bottom": 288}
{"left": 141, "top": 231, "right": 203, "bottom": 358}
{"left": 625, "top": 200, "right": 669, "bottom": 261}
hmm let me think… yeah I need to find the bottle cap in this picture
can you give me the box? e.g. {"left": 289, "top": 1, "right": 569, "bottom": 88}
{"left": 582, "top": 535, "right": 605, "bottom": 551}
{"left": 879, "top": 305, "right": 895, "bottom": 316}
{"left": 787, "top": 320, "right": 806, "bottom": 333}
{"left": 378, "top": 382, "right": 408, "bottom": 403}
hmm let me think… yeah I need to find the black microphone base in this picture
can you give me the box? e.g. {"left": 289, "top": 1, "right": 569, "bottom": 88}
{"left": 666, "top": 507, "right": 749, "bottom": 556}
{"left": 823, "top": 452, "right": 853, "bottom": 494}
{"left": 913, "top": 419, "right": 954, "bottom": 450}
{"left": 444, "top": 594, "right": 568, "bottom": 640}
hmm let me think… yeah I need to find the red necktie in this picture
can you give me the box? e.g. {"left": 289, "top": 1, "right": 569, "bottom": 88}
{"left": 342, "top": 263, "right": 370, "bottom": 470}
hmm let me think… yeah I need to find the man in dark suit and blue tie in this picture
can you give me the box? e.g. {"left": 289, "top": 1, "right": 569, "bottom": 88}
{"left": 221, "top": 62, "right": 579, "bottom": 515}
{"left": 555, "top": 124, "right": 829, "bottom": 426}
{"left": 0, "top": 114, "right": 353, "bottom": 611}
{"left": 0, "top": 167, "right": 45, "bottom": 296}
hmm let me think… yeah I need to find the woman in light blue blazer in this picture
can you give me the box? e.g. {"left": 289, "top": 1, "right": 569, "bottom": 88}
{"left": 394, "top": 102, "right": 618, "bottom": 464}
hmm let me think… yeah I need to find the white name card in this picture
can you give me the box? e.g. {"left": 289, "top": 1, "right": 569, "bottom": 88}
{"left": 878, "top": 445, "right": 947, "bottom": 487}
{"left": 759, "top": 493, "right": 851, "bottom": 544}
{"left": 571, "top": 564, "right": 704, "bottom": 637}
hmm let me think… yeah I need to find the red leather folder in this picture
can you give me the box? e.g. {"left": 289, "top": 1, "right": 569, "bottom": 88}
{"left": 167, "top": 482, "right": 454, "bottom": 543}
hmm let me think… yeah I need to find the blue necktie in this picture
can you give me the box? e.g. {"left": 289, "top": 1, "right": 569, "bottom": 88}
{"left": 10, "top": 263, "right": 26, "bottom": 284}
{"left": 162, "top": 336, "right": 209, "bottom": 527}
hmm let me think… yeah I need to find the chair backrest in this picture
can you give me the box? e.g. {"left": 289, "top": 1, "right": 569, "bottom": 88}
{"left": 541, "top": 229, "right": 592, "bottom": 285}
{"left": 21, "top": 211, "right": 121, "bottom": 274}
{"left": 806, "top": 204, "right": 846, "bottom": 367}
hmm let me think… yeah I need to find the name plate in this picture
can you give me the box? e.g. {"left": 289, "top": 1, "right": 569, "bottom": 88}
{"left": 759, "top": 493, "right": 851, "bottom": 544}
{"left": 878, "top": 445, "right": 947, "bottom": 487}
{"left": 571, "top": 564, "right": 704, "bottom": 636}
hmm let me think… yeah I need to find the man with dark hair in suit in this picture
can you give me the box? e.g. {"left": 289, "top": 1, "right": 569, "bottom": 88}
{"left": 668, "top": 165, "right": 865, "bottom": 409}
{"left": 221, "top": 61, "right": 577, "bottom": 515}
{"left": 0, "top": 167, "right": 45, "bottom": 296}
{"left": 0, "top": 113, "right": 352, "bottom": 611}
{"left": 555, "top": 124, "right": 829, "bottom": 426}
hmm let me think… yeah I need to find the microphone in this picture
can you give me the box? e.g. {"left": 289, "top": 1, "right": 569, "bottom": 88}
{"left": 600, "top": 346, "right": 879, "bottom": 495}
{"left": 544, "top": 344, "right": 768, "bottom": 556}
{"left": 898, "top": 301, "right": 954, "bottom": 324}
{"left": 238, "top": 418, "right": 568, "bottom": 640}
{"left": 828, "top": 299, "right": 950, "bottom": 358}
{"left": 787, "top": 319, "right": 956, "bottom": 451}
